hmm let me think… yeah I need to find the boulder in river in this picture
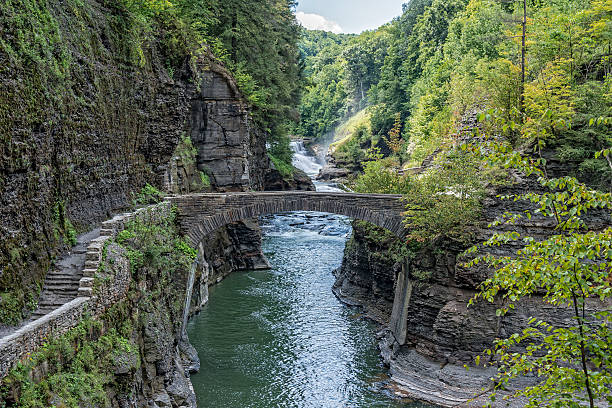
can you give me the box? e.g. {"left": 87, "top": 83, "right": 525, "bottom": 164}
{"left": 316, "top": 165, "right": 351, "bottom": 181}
{"left": 264, "top": 167, "right": 315, "bottom": 191}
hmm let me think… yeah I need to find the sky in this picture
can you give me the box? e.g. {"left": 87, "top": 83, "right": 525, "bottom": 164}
{"left": 295, "top": 0, "right": 405, "bottom": 34}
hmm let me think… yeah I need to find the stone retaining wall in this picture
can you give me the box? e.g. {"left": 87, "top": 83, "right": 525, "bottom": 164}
{"left": 0, "top": 298, "right": 89, "bottom": 379}
{"left": 0, "top": 202, "right": 171, "bottom": 379}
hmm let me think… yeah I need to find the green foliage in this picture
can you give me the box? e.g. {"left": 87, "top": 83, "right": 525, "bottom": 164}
{"left": 53, "top": 201, "right": 77, "bottom": 247}
{"left": 114, "top": 206, "right": 195, "bottom": 280}
{"left": 0, "top": 306, "right": 135, "bottom": 408}
{"left": 352, "top": 220, "right": 414, "bottom": 264}
{"left": 352, "top": 150, "right": 409, "bottom": 194}
{"left": 179, "top": 0, "right": 302, "bottom": 164}
{"left": 354, "top": 148, "right": 486, "bottom": 243}
{"left": 175, "top": 133, "right": 197, "bottom": 165}
{"left": 175, "top": 239, "right": 197, "bottom": 260}
{"left": 465, "top": 141, "right": 612, "bottom": 407}
{"left": 133, "top": 183, "right": 165, "bottom": 205}
{"left": 403, "top": 149, "right": 486, "bottom": 242}
{"left": 199, "top": 171, "right": 211, "bottom": 187}
{"left": 294, "top": 27, "right": 391, "bottom": 140}
{"left": 0, "top": 286, "right": 40, "bottom": 326}
{"left": 333, "top": 124, "right": 370, "bottom": 167}
{"left": 0, "top": 292, "right": 23, "bottom": 326}
{"left": 299, "top": 0, "right": 611, "bottom": 181}
{"left": 269, "top": 154, "right": 294, "bottom": 179}
{"left": 4, "top": 207, "right": 199, "bottom": 405}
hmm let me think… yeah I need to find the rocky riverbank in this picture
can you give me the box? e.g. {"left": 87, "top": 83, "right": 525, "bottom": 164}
{"left": 0, "top": 0, "right": 291, "bottom": 404}
{"left": 333, "top": 171, "right": 610, "bottom": 407}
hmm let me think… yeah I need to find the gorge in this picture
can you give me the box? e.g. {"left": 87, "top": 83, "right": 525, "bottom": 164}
{"left": 1, "top": 0, "right": 611, "bottom": 407}
{"left": 184, "top": 149, "right": 431, "bottom": 406}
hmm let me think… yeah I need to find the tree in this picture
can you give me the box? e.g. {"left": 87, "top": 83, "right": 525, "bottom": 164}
{"left": 465, "top": 136, "right": 612, "bottom": 408}
{"left": 180, "top": 0, "right": 302, "bottom": 166}
{"left": 386, "top": 113, "right": 404, "bottom": 156}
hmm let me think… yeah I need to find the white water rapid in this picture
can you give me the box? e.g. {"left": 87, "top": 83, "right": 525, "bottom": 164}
{"left": 290, "top": 140, "right": 342, "bottom": 192}
{"left": 290, "top": 140, "right": 323, "bottom": 177}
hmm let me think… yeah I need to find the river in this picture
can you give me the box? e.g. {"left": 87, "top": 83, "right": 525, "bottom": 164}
{"left": 186, "top": 141, "right": 433, "bottom": 407}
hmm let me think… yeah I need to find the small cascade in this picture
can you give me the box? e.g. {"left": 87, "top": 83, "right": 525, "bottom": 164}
{"left": 290, "top": 140, "right": 323, "bottom": 177}
{"left": 290, "top": 140, "right": 343, "bottom": 192}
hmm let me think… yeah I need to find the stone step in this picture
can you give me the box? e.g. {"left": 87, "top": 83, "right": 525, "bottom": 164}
{"left": 86, "top": 251, "right": 101, "bottom": 262}
{"left": 44, "top": 283, "right": 81, "bottom": 290}
{"left": 79, "top": 277, "right": 94, "bottom": 288}
{"left": 37, "top": 297, "right": 76, "bottom": 307}
{"left": 84, "top": 260, "right": 99, "bottom": 269}
{"left": 34, "top": 304, "right": 71, "bottom": 314}
{"left": 44, "top": 274, "right": 81, "bottom": 281}
{"left": 49, "top": 273, "right": 80, "bottom": 280}
{"left": 82, "top": 269, "right": 97, "bottom": 278}
{"left": 78, "top": 287, "right": 93, "bottom": 297}
{"left": 33, "top": 303, "right": 65, "bottom": 312}
{"left": 39, "top": 288, "right": 79, "bottom": 296}
{"left": 45, "top": 278, "right": 81, "bottom": 285}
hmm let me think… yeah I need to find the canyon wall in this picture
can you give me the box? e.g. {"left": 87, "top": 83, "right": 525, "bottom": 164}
{"left": 334, "top": 171, "right": 610, "bottom": 407}
{"left": 0, "top": 0, "right": 269, "bottom": 325}
{"left": 0, "top": 0, "right": 273, "bottom": 405}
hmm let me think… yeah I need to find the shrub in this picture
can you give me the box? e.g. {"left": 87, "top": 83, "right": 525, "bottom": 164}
{"left": 133, "top": 183, "right": 165, "bottom": 205}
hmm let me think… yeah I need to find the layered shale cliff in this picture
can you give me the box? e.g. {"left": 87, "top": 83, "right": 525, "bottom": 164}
{"left": 334, "top": 167, "right": 611, "bottom": 407}
{"left": 0, "top": 0, "right": 275, "bottom": 405}
{"left": 0, "top": 0, "right": 269, "bottom": 325}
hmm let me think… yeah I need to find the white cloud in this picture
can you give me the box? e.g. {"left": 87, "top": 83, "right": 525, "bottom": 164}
{"left": 295, "top": 11, "right": 343, "bottom": 34}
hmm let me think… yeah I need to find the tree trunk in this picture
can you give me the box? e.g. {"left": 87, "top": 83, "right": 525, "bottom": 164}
{"left": 520, "top": 0, "right": 526, "bottom": 117}
{"left": 231, "top": 12, "right": 238, "bottom": 64}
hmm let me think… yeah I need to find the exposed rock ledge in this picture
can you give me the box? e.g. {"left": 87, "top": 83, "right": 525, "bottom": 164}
{"left": 316, "top": 165, "right": 351, "bottom": 181}
{"left": 333, "top": 177, "right": 611, "bottom": 407}
{"left": 264, "top": 167, "right": 315, "bottom": 191}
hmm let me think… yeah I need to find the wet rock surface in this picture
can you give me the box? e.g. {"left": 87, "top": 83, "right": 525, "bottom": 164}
{"left": 0, "top": 0, "right": 268, "bottom": 324}
{"left": 264, "top": 167, "right": 315, "bottom": 191}
{"left": 316, "top": 165, "right": 351, "bottom": 181}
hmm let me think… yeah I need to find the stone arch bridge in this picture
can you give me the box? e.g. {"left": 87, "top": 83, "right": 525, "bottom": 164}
{"left": 168, "top": 192, "right": 407, "bottom": 247}
{"left": 170, "top": 191, "right": 412, "bottom": 346}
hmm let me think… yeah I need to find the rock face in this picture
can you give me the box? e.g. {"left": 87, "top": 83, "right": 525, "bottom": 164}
{"left": 332, "top": 222, "right": 398, "bottom": 323}
{"left": 264, "top": 167, "right": 315, "bottom": 191}
{"left": 0, "top": 0, "right": 274, "bottom": 404}
{"left": 190, "top": 70, "right": 267, "bottom": 191}
{"left": 101, "top": 244, "right": 199, "bottom": 408}
{"left": 334, "top": 176, "right": 610, "bottom": 407}
{"left": 0, "top": 0, "right": 269, "bottom": 324}
{"left": 316, "top": 165, "right": 351, "bottom": 181}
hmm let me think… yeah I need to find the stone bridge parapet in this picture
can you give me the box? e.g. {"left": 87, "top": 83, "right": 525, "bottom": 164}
{"left": 168, "top": 191, "right": 407, "bottom": 248}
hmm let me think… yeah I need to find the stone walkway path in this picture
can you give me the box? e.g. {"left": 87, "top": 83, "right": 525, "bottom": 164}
{"left": 0, "top": 228, "right": 100, "bottom": 338}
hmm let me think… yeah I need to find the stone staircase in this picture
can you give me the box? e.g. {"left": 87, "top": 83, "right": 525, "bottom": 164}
{"left": 29, "top": 228, "right": 100, "bottom": 320}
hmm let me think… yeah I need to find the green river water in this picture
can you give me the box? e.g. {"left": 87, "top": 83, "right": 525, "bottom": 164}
{"left": 186, "top": 212, "right": 435, "bottom": 408}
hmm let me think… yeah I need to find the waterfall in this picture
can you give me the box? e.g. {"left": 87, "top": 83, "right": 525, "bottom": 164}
{"left": 290, "top": 140, "right": 323, "bottom": 177}
{"left": 290, "top": 139, "right": 344, "bottom": 193}
{"left": 181, "top": 258, "right": 198, "bottom": 337}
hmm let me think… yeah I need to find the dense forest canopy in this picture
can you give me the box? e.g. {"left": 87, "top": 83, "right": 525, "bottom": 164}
{"left": 295, "top": 0, "right": 612, "bottom": 188}
{"left": 116, "top": 0, "right": 304, "bottom": 167}
{"left": 177, "top": 0, "right": 303, "bottom": 165}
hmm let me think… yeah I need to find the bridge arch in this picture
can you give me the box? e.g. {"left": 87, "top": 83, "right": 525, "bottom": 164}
{"left": 168, "top": 192, "right": 406, "bottom": 248}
